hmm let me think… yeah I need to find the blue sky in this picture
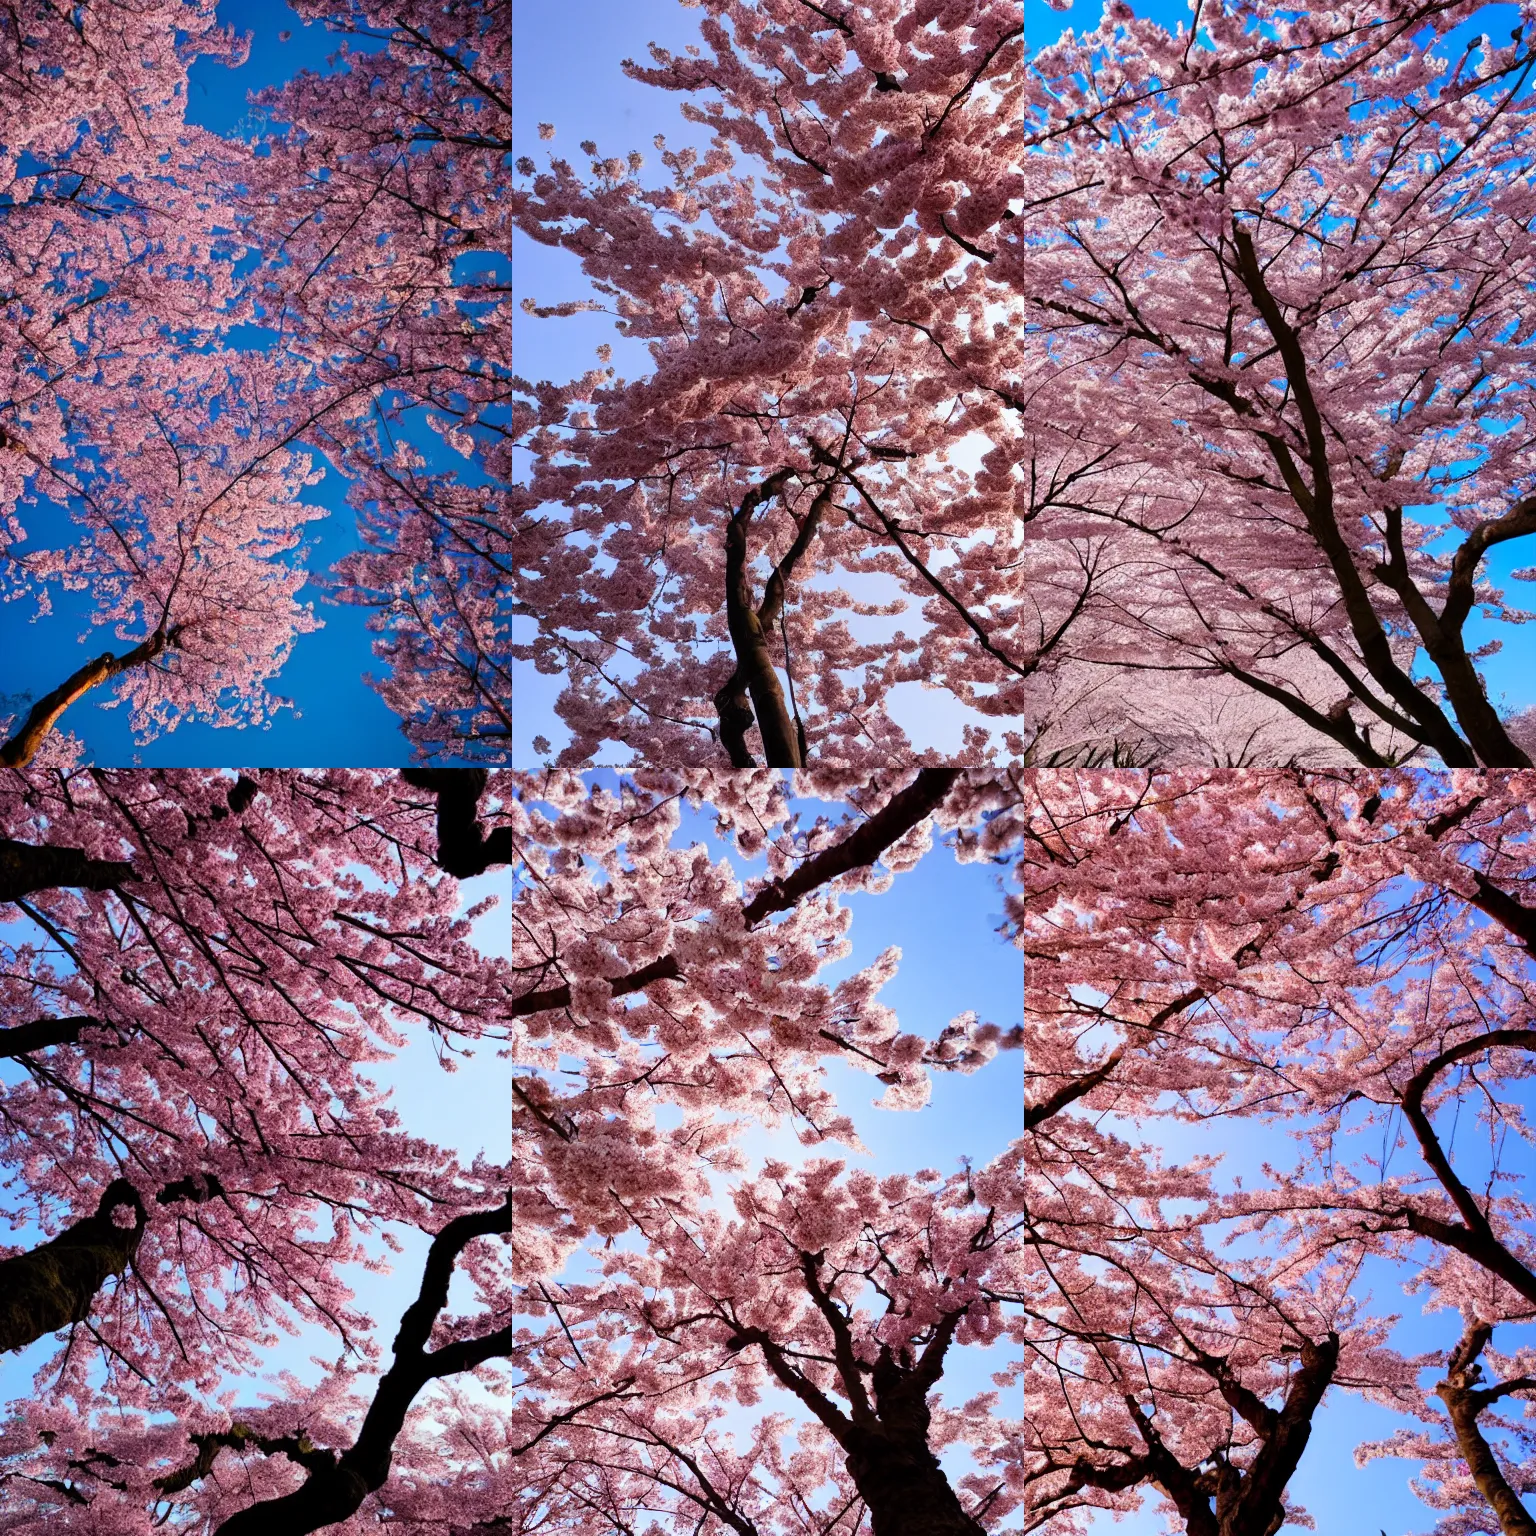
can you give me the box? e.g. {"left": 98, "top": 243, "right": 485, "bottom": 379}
{"left": 0, "top": 0, "right": 479, "bottom": 767}
{"left": 516, "top": 773, "right": 1022, "bottom": 1202}
{"left": 702, "top": 787, "right": 1022, "bottom": 1441}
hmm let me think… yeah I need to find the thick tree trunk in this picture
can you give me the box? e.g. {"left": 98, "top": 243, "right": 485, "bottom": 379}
{"left": 847, "top": 1432, "right": 986, "bottom": 1536}
{"left": 0, "top": 1174, "right": 222, "bottom": 1354}
{"left": 713, "top": 671, "right": 760, "bottom": 768}
{"left": 0, "top": 626, "right": 180, "bottom": 768}
{"left": 0, "top": 1180, "right": 145, "bottom": 1353}
{"left": 0, "top": 839, "right": 135, "bottom": 903}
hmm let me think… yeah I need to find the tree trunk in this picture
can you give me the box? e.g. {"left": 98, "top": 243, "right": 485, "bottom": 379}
{"left": 0, "top": 1180, "right": 145, "bottom": 1353}
{"left": 0, "top": 627, "right": 179, "bottom": 768}
{"left": 713, "top": 671, "right": 760, "bottom": 768}
{"left": 398, "top": 769, "right": 511, "bottom": 876}
{"left": 846, "top": 1432, "right": 986, "bottom": 1536}
{"left": 1439, "top": 1381, "right": 1536, "bottom": 1536}
{"left": 0, "top": 1174, "right": 225, "bottom": 1354}
{"left": 0, "top": 839, "right": 135, "bottom": 904}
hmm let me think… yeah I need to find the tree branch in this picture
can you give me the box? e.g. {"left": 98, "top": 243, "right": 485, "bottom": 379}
{"left": 399, "top": 769, "right": 510, "bottom": 876}
{"left": 215, "top": 1199, "right": 511, "bottom": 1536}
{"left": 0, "top": 839, "right": 135, "bottom": 904}
{"left": 0, "top": 627, "right": 182, "bottom": 769}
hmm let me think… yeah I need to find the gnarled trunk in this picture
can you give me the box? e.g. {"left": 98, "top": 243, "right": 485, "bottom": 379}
{"left": 0, "top": 1173, "right": 223, "bottom": 1354}
{"left": 846, "top": 1431, "right": 987, "bottom": 1536}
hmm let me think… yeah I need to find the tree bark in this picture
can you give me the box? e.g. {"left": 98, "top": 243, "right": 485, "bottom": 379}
{"left": 740, "top": 767, "right": 960, "bottom": 925}
{"left": 509, "top": 955, "right": 682, "bottom": 1019}
{"left": 712, "top": 671, "right": 760, "bottom": 769}
{"left": 729, "top": 1250, "right": 986, "bottom": 1536}
{"left": 0, "top": 1179, "right": 145, "bottom": 1353}
{"left": 1409, "top": 496, "right": 1536, "bottom": 768}
{"left": 720, "top": 469, "right": 802, "bottom": 767}
{"left": 0, "top": 838, "right": 135, "bottom": 904}
{"left": 0, "top": 627, "right": 180, "bottom": 768}
{"left": 1437, "top": 1324, "right": 1536, "bottom": 1536}
{"left": 1044, "top": 1331, "right": 1338, "bottom": 1536}
{"left": 1227, "top": 230, "right": 1478, "bottom": 768}
{"left": 848, "top": 1430, "right": 987, "bottom": 1536}
{"left": 0, "top": 1174, "right": 224, "bottom": 1354}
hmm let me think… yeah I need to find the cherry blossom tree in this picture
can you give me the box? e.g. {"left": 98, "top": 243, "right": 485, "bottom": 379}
{"left": 249, "top": 0, "right": 511, "bottom": 761}
{"left": 1010, "top": 0, "right": 1536, "bottom": 768}
{"left": 0, "top": 765, "right": 513, "bottom": 1531}
{"left": 499, "top": 766, "right": 1025, "bottom": 1534}
{"left": 1021, "top": 769, "right": 1536, "bottom": 1534}
{"left": 1361, "top": 1318, "right": 1536, "bottom": 1536}
{"left": 0, "top": 1197, "right": 512, "bottom": 1536}
{"left": 512, "top": 0, "right": 1051, "bottom": 768}
{"left": 518, "top": 1155, "right": 1023, "bottom": 1536}
{"left": 0, "top": 0, "right": 510, "bottom": 765}
{"left": 1022, "top": 1140, "right": 1411, "bottom": 1536}
{"left": 0, "top": 2, "right": 327, "bottom": 763}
